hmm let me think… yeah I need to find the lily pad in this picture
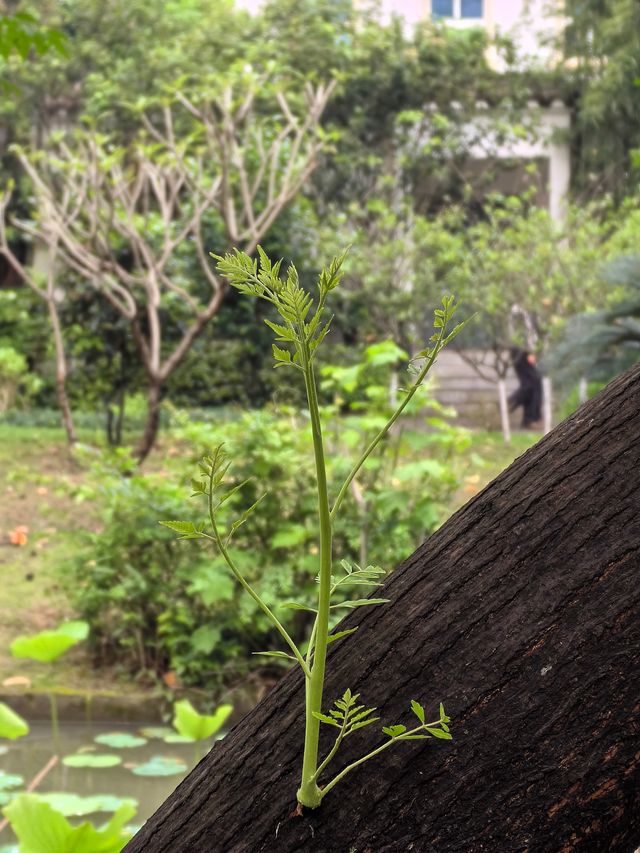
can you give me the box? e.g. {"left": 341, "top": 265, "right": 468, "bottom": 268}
{"left": 94, "top": 732, "right": 147, "bottom": 749}
{"left": 62, "top": 753, "right": 122, "bottom": 768}
{"left": 35, "top": 792, "right": 138, "bottom": 816}
{"left": 0, "top": 772, "right": 23, "bottom": 792}
{"left": 139, "top": 726, "right": 173, "bottom": 739}
{"left": 0, "top": 703, "right": 29, "bottom": 740}
{"left": 130, "top": 756, "right": 186, "bottom": 777}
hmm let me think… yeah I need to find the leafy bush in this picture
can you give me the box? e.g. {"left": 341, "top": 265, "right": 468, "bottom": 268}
{"left": 0, "top": 345, "right": 41, "bottom": 413}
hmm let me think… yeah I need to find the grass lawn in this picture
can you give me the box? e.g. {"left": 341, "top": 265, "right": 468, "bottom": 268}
{"left": 0, "top": 420, "right": 539, "bottom": 692}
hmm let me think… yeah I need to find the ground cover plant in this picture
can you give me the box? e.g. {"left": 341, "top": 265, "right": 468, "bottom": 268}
{"left": 161, "top": 248, "right": 468, "bottom": 808}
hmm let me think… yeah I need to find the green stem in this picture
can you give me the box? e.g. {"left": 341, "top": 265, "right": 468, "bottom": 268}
{"left": 319, "top": 720, "right": 440, "bottom": 800}
{"left": 330, "top": 331, "right": 445, "bottom": 522}
{"left": 206, "top": 500, "right": 311, "bottom": 679}
{"left": 297, "top": 355, "right": 333, "bottom": 809}
{"left": 49, "top": 692, "right": 59, "bottom": 754}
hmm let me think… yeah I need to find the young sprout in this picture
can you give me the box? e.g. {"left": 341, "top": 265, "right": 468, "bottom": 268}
{"left": 161, "top": 247, "right": 469, "bottom": 808}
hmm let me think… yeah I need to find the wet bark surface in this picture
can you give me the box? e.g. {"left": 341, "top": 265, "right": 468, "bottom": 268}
{"left": 125, "top": 365, "right": 640, "bottom": 853}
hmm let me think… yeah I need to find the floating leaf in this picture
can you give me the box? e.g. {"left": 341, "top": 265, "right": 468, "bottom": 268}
{"left": 130, "top": 756, "right": 186, "bottom": 777}
{"left": 94, "top": 733, "right": 147, "bottom": 749}
{"left": 0, "top": 773, "right": 23, "bottom": 792}
{"left": 138, "top": 727, "right": 173, "bottom": 740}
{"left": 172, "top": 699, "right": 232, "bottom": 741}
{"left": 162, "top": 734, "right": 195, "bottom": 744}
{"left": 35, "top": 792, "right": 138, "bottom": 817}
{"left": 0, "top": 703, "right": 28, "bottom": 740}
{"left": 62, "top": 753, "right": 122, "bottom": 768}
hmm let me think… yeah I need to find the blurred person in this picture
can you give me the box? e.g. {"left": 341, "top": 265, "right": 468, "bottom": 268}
{"left": 508, "top": 347, "right": 542, "bottom": 428}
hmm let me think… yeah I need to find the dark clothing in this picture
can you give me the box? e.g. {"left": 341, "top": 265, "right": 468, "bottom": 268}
{"left": 508, "top": 351, "right": 542, "bottom": 428}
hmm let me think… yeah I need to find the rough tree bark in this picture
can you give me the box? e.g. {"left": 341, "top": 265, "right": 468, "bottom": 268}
{"left": 125, "top": 365, "right": 640, "bottom": 853}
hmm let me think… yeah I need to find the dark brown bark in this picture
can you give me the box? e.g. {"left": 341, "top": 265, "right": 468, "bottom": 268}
{"left": 125, "top": 365, "right": 640, "bottom": 853}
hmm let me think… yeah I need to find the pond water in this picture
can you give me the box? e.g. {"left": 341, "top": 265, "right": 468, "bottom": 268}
{"left": 0, "top": 719, "right": 212, "bottom": 847}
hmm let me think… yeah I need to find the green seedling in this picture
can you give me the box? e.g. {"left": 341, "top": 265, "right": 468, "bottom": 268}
{"left": 161, "top": 248, "right": 467, "bottom": 808}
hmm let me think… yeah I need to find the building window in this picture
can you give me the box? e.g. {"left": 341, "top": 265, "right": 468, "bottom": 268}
{"left": 460, "top": 0, "right": 483, "bottom": 17}
{"left": 432, "top": 0, "right": 484, "bottom": 19}
{"left": 432, "top": 0, "right": 454, "bottom": 17}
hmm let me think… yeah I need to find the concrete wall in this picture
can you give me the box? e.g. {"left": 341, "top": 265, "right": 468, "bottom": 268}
{"left": 431, "top": 349, "right": 519, "bottom": 429}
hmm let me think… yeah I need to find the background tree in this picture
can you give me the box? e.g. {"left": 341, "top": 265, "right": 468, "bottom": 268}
{"left": 4, "top": 72, "right": 333, "bottom": 458}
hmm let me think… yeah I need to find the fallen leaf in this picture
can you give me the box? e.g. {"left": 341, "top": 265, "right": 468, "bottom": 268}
{"left": 9, "top": 526, "right": 29, "bottom": 546}
{"left": 465, "top": 474, "right": 481, "bottom": 484}
{"left": 36, "top": 487, "right": 48, "bottom": 496}
{"left": 162, "top": 671, "right": 178, "bottom": 689}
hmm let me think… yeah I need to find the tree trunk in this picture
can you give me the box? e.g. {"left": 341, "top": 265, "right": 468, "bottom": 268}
{"left": 47, "top": 298, "right": 76, "bottom": 445}
{"left": 125, "top": 365, "right": 640, "bottom": 853}
{"left": 134, "top": 379, "right": 162, "bottom": 463}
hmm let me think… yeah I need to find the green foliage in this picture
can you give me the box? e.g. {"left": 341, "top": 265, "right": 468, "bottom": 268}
{"left": 2, "top": 793, "right": 134, "bottom": 853}
{"left": 553, "top": 254, "right": 640, "bottom": 383}
{"left": 0, "top": 11, "right": 66, "bottom": 61}
{"left": 172, "top": 699, "right": 232, "bottom": 741}
{"left": 0, "top": 703, "right": 29, "bottom": 740}
{"left": 0, "top": 345, "right": 41, "bottom": 413}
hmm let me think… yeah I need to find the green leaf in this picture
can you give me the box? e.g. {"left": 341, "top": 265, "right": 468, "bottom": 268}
{"left": 2, "top": 794, "right": 135, "bottom": 853}
{"left": 62, "top": 754, "right": 122, "bottom": 769}
{"left": 10, "top": 620, "right": 88, "bottom": 663}
{"left": 349, "top": 717, "right": 380, "bottom": 732}
{"left": 270, "top": 525, "right": 308, "bottom": 548}
{"left": 0, "top": 703, "right": 29, "bottom": 740}
{"left": 331, "top": 598, "right": 390, "bottom": 610}
{"left": 410, "top": 700, "right": 425, "bottom": 724}
{"left": 190, "top": 625, "right": 221, "bottom": 655}
{"left": 326, "top": 627, "right": 359, "bottom": 645}
{"left": 227, "top": 494, "right": 266, "bottom": 542}
{"left": 172, "top": 699, "right": 232, "bottom": 741}
{"left": 312, "top": 712, "right": 340, "bottom": 727}
{"left": 272, "top": 344, "right": 291, "bottom": 365}
{"left": 158, "top": 520, "right": 203, "bottom": 540}
{"left": 382, "top": 725, "right": 407, "bottom": 739}
{"left": 439, "top": 702, "right": 451, "bottom": 723}
{"left": 252, "top": 651, "right": 296, "bottom": 662}
{"left": 426, "top": 727, "right": 453, "bottom": 740}
{"left": 280, "top": 602, "right": 317, "bottom": 613}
